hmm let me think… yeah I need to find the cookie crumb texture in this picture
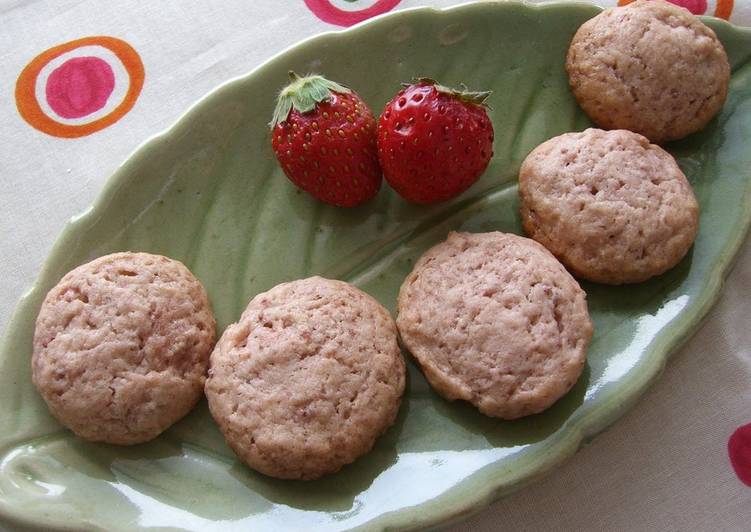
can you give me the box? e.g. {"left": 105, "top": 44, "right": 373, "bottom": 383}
{"left": 566, "top": 0, "right": 730, "bottom": 143}
{"left": 519, "top": 128, "right": 699, "bottom": 284}
{"left": 205, "top": 277, "right": 405, "bottom": 480}
{"left": 397, "top": 232, "right": 592, "bottom": 420}
{"left": 32, "top": 252, "right": 216, "bottom": 445}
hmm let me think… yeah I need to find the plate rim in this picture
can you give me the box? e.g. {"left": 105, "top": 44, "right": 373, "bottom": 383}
{"left": 1, "top": 2, "right": 751, "bottom": 531}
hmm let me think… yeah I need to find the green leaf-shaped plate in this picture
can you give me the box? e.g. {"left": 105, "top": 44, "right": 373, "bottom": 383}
{"left": 2, "top": 2, "right": 750, "bottom": 530}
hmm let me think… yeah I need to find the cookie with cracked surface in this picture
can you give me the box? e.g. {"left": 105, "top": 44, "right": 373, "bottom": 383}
{"left": 566, "top": 0, "right": 730, "bottom": 143}
{"left": 205, "top": 277, "right": 405, "bottom": 480}
{"left": 397, "top": 232, "right": 592, "bottom": 420}
{"left": 519, "top": 128, "right": 699, "bottom": 284}
{"left": 32, "top": 252, "right": 216, "bottom": 445}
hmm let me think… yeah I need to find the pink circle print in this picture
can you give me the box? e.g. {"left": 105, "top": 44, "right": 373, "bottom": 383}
{"left": 305, "top": 0, "right": 402, "bottom": 27}
{"left": 671, "top": 0, "right": 708, "bottom": 14}
{"left": 45, "top": 56, "right": 115, "bottom": 119}
{"left": 729, "top": 423, "right": 751, "bottom": 487}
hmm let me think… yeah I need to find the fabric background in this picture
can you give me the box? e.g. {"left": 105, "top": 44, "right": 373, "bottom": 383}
{"left": 1, "top": 1, "right": 749, "bottom": 530}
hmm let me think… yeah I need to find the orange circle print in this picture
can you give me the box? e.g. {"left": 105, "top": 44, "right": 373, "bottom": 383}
{"left": 714, "top": 0, "right": 734, "bottom": 19}
{"left": 15, "top": 36, "right": 144, "bottom": 138}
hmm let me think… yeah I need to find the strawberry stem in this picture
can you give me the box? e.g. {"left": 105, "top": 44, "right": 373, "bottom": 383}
{"left": 412, "top": 77, "right": 492, "bottom": 107}
{"left": 270, "top": 72, "right": 351, "bottom": 128}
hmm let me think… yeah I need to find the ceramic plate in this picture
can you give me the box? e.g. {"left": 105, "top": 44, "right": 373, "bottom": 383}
{"left": 1, "top": 2, "right": 750, "bottom": 530}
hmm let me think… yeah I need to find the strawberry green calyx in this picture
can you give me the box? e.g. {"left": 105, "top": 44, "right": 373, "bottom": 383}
{"left": 411, "top": 77, "right": 492, "bottom": 107}
{"left": 270, "top": 71, "right": 351, "bottom": 128}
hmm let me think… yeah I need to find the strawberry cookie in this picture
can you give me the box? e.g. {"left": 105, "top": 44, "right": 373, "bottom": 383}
{"left": 397, "top": 232, "right": 592, "bottom": 420}
{"left": 566, "top": 0, "right": 730, "bottom": 143}
{"left": 32, "top": 252, "right": 215, "bottom": 445}
{"left": 205, "top": 277, "right": 405, "bottom": 480}
{"left": 519, "top": 129, "right": 699, "bottom": 284}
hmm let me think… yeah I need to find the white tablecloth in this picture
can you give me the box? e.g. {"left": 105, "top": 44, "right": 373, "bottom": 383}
{"left": 1, "top": 1, "right": 749, "bottom": 530}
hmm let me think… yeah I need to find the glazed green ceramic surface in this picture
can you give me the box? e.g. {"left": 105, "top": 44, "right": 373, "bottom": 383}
{"left": 1, "top": 2, "right": 751, "bottom": 530}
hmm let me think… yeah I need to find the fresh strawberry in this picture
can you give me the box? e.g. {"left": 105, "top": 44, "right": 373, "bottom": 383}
{"left": 270, "top": 72, "right": 381, "bottom": 207}
{"left": 377, "top": 78, "right": 494, "bottom": 204}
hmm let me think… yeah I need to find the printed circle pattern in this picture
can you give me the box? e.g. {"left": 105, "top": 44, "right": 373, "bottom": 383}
{"left": 617, "top": 0, "right": 734, "bottom": 18}
{"left": 305, "top": 0, "right": 402, "bottom": 27}
{"left": 15, "top": 36, "right": 144, "bottom": 138}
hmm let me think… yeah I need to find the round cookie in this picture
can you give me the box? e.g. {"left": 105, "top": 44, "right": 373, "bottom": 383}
{"left": 32, "top": 252, "right": 216, "bottom": 445}
{"left": 566, "top": 0, "right": 730, "bottom": 143}
{"left": 397, "top": 232, "right": 592, "bottom": 420}
{"left": 519, "top": 128, "right": 699, "bottom": 284}
{"left": 205, "top": 276, "right": 405, "bottom": 480}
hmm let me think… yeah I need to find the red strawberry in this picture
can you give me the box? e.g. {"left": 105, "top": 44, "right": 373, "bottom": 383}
{"left": 271, "top": 72, "right": 381, "bottom": 207}
{"left": 377, "top": 79, "right": 494, "bottom": 204}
